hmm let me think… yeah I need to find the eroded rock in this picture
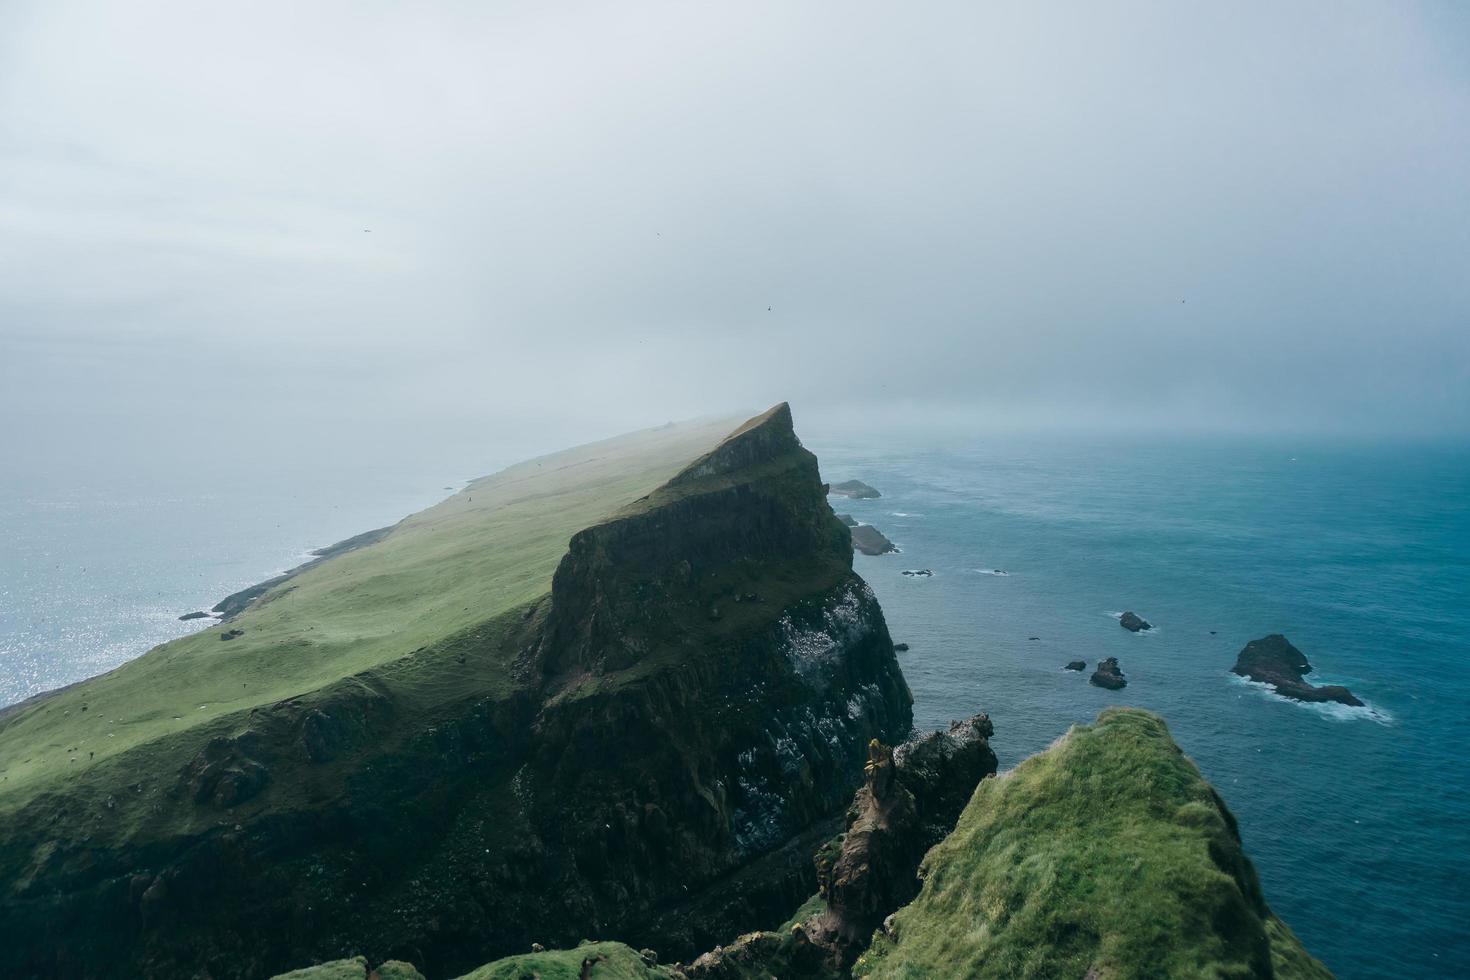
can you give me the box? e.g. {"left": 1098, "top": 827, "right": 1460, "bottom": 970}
{"left": 1232, "top": 634, "right": 1362, "bottom": 707}
{"left": 1090, "top": 657, "right": 1127, "bottom": 690}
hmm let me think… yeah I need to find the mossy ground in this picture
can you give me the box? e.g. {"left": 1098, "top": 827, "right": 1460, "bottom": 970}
{"left": 854, "top": 708, "right": 1332, "bottom": 980}
{"left": 453, "top": 941, "right": 670, "bottom": 979}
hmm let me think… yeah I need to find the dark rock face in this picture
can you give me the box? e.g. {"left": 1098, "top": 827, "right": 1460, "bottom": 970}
{"left": 1091, "top": 657, "right": 1127, "bottom": 690}
{"left": 182, "top": 733, "right": 269, "bottom": 807}
{"left": 178, "top": 611, "right": 212, "bottom": 621}
{"left": 828, "top": 480, "right": 880, "bottom": 499}
{"left": 1119, "top": 611, "right": 1152, "bottom": 632}
{"left": 892, "top": 714, "right": 997, "bottom": 849}
{"left": 900, "top": 569, "right": 932, "bottom": 577}
{"left": 1065, "top": 660, "right": 1087, "bottom": 671}
{"left": 813, "top": 740, "right": 921, "bottom": 956}
{"left": 685, "top": 715, "right": 996, "bottom": 978}
{"left": 849, "top": 524, "right": 898, "bottom": 556}
{"left": 810, "top": 718, "right": 996, "bottom": 960}
{"left": 892, "top": 643, "right": 909, "bottom": 653}
{"left": 835, "top": 513, "right": 858, "bottom": 527}
{"left": 0, "top": 403, "right": 912, "bottom": 980}
{"left": 1232, "top": 634, "right": 1363, "bottom": 707}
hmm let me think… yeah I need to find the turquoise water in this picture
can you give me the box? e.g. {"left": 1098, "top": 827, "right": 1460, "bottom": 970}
{"left": 1, "top": 434, "right": 1466, "bottom": 976}
{"left": 819, "top": 433, "right": 1469, "bottom": 979}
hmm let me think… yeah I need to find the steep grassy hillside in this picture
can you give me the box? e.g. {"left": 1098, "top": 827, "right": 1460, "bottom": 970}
{"left": 0, "top": 404, "right": 913, "bottom": 979}
{"left": 0, "top": 414, "right": 741, "bottom": 808}
{"left": 854, "top": 709, "right": 1332, "bottom": 979}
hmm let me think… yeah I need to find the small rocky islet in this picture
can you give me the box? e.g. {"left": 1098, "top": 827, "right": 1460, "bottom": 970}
{"left": 1119, "top": 610, "right": 1152, "bottom": 632}
{"left": 1090, "top": 656, "right": 1127, "bottom": 689}
{"left": 828, "top": 479, "right": 882, "bottom": 499}
{"left": 1232, "top": 634, "right": 1363, "bottom": 707}
{"left": 849, "top": 524, "right": 898, "bottom": 556}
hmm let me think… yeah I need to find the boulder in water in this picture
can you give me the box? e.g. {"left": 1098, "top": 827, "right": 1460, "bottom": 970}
{"left": 1090, "top": 657, "right": 1126, "bottom": 690}
{"left": 1119, "top": 611, "right": 1152, "bottom": 632}
{"left": 1231, "top": 634, "right": 1363, "bottom": 707}
{"left": 829, "top": 480, "right": 881, "bottom": 499}
{"left": 850, "top": 524, "right": 898, "bottom": 556}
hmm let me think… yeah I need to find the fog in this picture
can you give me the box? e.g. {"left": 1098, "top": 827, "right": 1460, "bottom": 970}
{"left": 2, "top": 1, "right": 1467, "bottom": 474}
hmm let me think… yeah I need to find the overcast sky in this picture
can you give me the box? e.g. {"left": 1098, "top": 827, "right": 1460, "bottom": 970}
{"left": 2, "top": 1, "right": 1467, "bottom": 471}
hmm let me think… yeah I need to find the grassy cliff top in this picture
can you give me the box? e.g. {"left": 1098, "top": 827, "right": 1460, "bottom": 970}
{"left": 0, "top": 413, "right": 746, "bottom": 810}
{"left": 855, "top": 708, "right": 1332, "bottom": 980}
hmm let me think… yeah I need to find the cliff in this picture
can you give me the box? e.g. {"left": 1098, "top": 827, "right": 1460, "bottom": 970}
{"left": 298, "top": 709, "right": 1333, "bottom": 980}
{"left": 0, "top": 404, "right": 912, "bottom": 979}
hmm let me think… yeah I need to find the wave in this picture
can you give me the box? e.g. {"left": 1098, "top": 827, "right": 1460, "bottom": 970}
{"left": 971, "top": 568, "right": 1010, "bottom": 576}
{"left": 1227, "top": 673, "right": 1392, "bottom": 725}
{"left": 889, "top": 512, "right": 922, "bottom": 518}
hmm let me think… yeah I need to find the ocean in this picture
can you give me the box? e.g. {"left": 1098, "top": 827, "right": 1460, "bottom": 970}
{"left": 824, "top": 433, "right": 1469, "bottom": 979}
{"left": 1, "top": 431, "right": 1466, "bottom": 977}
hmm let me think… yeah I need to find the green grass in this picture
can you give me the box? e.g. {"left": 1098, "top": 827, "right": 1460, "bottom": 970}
{"left": 270, "top": 957, "right": 423, "bottom": 980}
{"left": 854, "top": 708, "right": 1332, "bottom": 980}
{"left": 452, "top": 941, "right": 670, "bottom": 980}
{"left": 0, "top": 415, "right": 745, "bottom": 813}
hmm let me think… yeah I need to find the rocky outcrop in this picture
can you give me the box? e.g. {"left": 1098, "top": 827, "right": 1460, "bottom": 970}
{"left": 810, "top": 740, "right": 922, "bottom": 960}
{"left": 849, "top": 525, "right": 898, "bottom": 556}
{"left": 1090, "top": 657, "right": 1126, "bottom": 690}
{"left": 681, "top": 715, "right": 996, "bottom": 978}
{"left": 0, "top": 404, "right": 912, "bottom": 980}
{"left": 178, "top": 611, "right": 212, "bottom": 621}
{"left": 1231, "top": 634, "right": 1363, "bottom": 707}
{"left": 835, "top": 513, "right": 858, "bottom": 527}
{"left": 1119, "top": 611, "right": 1152, "bottom": 632}
{"left": 891, "top": 715, "right": 997, "bottom": 850}
{"left": 182, "top": 732, "right": 270, "bottom": 807}
{"left": 1065, "top": 660, "right": 1086, "bottom": 671}
{"left": 828, "top": 481, "right": 881, "bottom": 499}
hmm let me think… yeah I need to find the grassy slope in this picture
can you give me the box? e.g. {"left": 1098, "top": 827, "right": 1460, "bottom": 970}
{"left": 453, "top": 942, "right": 670, "bottom": 980}
{"left": 0, "top": 415, "right": 743, "bottom": 813}
{"left": 854, "top": 708, "right": 1332, "bottom": 980}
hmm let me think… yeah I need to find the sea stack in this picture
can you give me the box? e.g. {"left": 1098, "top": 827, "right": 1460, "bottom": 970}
{"left": 1231, "top": 634, "right": 1363, "bottom": 707}
{"left": 1119, "top": 611, "right": 1152, "bottom": 632}
{"left": 849, "top": 523, "right": 898, "bottom": 556}
{"left": 1065, "top": 660, "right": 1087, "bottom": 672}
{"left": 829, "top": 479, "right": 881, "bottom": 499}
{"left": 1090, "top": 657, "right": 1126, "bottom": 689}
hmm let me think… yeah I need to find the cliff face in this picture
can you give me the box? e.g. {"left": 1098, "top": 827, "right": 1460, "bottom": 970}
{"left": 0, "top": 404, "right": 912, "bottom": 979}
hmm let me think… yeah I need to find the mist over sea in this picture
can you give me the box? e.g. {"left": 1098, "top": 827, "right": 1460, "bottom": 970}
{"left": 1, "top": 430, "right": 1466, "bottom": 977}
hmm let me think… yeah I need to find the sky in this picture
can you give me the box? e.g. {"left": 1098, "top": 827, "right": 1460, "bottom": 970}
{"left": 1, "top": 0, "right": 1468, "bottom": 473}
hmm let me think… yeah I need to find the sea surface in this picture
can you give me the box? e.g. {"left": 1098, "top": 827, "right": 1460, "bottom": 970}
{"left": 821, "top": 433, "right": 1469, "bottom": 979}
{"left": 2, "top": 432, "right": 1466, "bottom": 977}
